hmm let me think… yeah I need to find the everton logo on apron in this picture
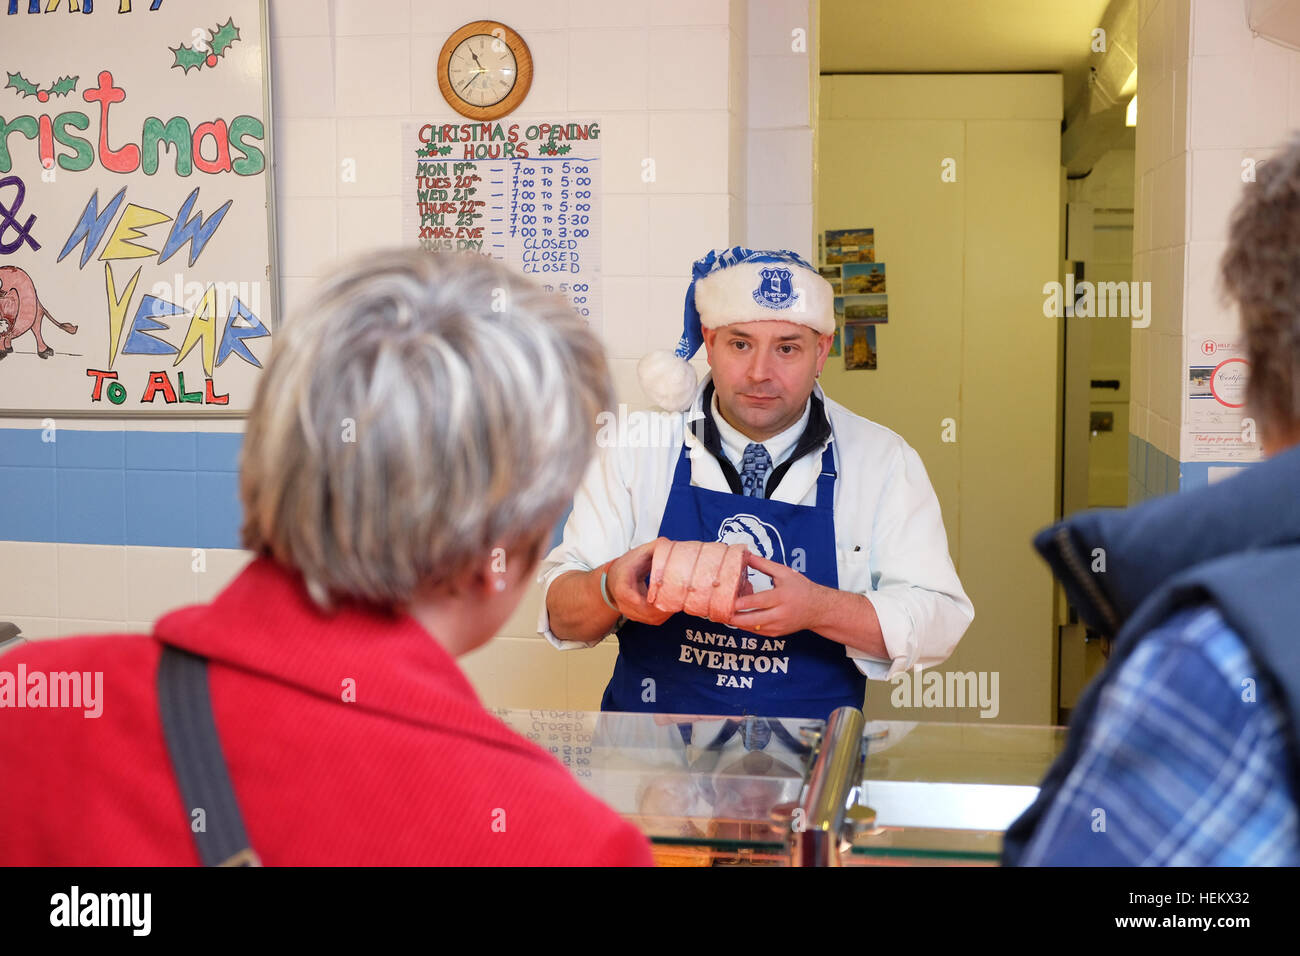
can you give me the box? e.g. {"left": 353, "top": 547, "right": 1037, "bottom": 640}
{"left": 602, "top": 440, "right": 867, "bottom": 720}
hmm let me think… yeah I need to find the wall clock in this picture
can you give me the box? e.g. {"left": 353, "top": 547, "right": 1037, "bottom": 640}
{"left": 437, "top": 20, "right": 533, "bottom": 120}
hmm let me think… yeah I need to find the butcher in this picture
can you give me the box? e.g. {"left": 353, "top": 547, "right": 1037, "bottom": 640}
{"left": 538, "top": 246, "right": 973, "bottom": 719}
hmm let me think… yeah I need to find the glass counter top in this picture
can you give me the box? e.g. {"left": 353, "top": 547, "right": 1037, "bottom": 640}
{"left": 492, "top": 709, "right": 820, "bottom": 855}
{"left": 490, "top": 709, "right": 1068, "bottom": 866}
{"left": 847, "top": 721, "right": 1067, "bottom": 865}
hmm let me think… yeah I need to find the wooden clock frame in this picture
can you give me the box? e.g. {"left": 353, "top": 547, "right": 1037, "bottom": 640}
{"left": 436, "top": 20, "right": 533, "bottom": 120}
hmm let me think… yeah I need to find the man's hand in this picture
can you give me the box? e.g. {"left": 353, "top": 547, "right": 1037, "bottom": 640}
{"left": 605, "top": 538, "right": 676, "bottom": 626}
{"left": 646, "top": 538, "right": 699, "bottom": 613}
{"left": 726, "top": 551, "right": 827, "bottom": 636}
{"left": 646, "top": 540, "right": 751, "bottom": 621}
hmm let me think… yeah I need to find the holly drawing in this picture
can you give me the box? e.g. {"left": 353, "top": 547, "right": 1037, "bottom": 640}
{"left": 171, "top": 18, "right": 241, "bottom": 73}
{"left": 5, "top": 73, "right": 79, "bottom": 103}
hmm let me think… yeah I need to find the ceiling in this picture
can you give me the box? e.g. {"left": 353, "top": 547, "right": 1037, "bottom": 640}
{"left": 820, "top": 0, "right": 1115, "bottom": 111}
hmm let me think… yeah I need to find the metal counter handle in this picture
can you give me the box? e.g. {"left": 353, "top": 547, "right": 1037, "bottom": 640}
{"left": 792, "top": 705, "right": 866, "bottom": 866}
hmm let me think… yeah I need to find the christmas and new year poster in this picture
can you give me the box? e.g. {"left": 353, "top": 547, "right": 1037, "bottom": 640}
{"left": 0, "top": 0, "right": 277, "bottom": 414}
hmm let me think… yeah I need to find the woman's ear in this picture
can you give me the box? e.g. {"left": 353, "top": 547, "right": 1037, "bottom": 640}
{"left": 472, "top": 526, "right": 553, "bottom": 599}
{"left": 478, "top": 547, "right": 509, "bottom": 596}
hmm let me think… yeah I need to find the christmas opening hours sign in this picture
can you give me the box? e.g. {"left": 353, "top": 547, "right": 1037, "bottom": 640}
{"left": 402, "top": 119, "right": 602, "bottom": 330}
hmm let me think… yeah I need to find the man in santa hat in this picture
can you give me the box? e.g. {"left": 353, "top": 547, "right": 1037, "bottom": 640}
{"left": 538, "top": 247, "right": 973, "bottom": 719}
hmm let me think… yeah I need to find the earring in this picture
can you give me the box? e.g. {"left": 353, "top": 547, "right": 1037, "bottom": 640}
{"left": 494, "top": 579, "right": 506, "bottom": 592}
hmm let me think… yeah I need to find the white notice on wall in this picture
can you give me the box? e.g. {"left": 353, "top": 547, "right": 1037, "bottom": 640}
{"left": 1183, "top": 335, "right": 1260, "bottom": 462}
{"left": 402, "top": 120, "right": 601, "bottom": 330}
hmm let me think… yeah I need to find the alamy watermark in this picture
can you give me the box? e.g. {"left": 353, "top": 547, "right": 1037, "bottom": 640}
{"left": 50, "top": 886, "right": 150, "bottom": 936}
{"left": 890, "top": 668, "right": 999, "bottom": 718}
{"left": 149, "top": 272, "right": 261, "bottom": 319}
{"left": 1043, "top": 274, "right": 1152, "bottom": 328}
{"left": 595, "top": 404, "right": 681, "bottom": 448}
{"left": 0, "top": 665, "right": 103, "bottom": 718}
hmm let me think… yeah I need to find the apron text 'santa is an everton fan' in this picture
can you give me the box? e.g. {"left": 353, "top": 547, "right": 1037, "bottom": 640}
{"left": 601, "top": 441, "right": 867, "bottom": 720}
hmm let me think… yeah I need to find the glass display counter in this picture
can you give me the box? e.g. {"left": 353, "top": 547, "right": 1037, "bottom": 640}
{"left": 492, "top": 707, "right": 1067, "bottom": 866}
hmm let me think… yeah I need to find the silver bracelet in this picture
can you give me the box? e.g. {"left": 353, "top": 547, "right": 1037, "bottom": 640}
{"left": 599, "top": 570, "right": 619, "bottom": 612}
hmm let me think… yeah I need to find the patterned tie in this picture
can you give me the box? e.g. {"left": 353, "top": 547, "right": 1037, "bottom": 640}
{"left": 740, "top": 442, "right": 772, "bottom": 497}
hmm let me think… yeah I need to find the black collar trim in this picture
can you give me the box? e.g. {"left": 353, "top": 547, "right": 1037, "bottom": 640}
{"left": 688, "top": 380, "right": 832, "bottom": 499}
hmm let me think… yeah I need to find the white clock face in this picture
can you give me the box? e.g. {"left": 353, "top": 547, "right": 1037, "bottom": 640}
{"left": 448, "top": 34, "right": 517, "bottom": 107}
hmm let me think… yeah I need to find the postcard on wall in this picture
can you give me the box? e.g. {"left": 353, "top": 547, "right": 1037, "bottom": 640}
{"left": 825, "top": 228, "right": 874, "bottom": 256}
{"left": 825, "top": 245, "right": 874, "bottom": 264}
{"left": 841, "top": 262, "right": 885, "bottom": 294}
{"left": 829, "top": 320, "right": 842, "bottom": 357}
{"left": 835, "top": 294, "right": 888, "bottom": 323}
{"left": 818, "top": 264, "right": 842, "bottom": 295}
{"left": 843, "top": 320, "right": 877, "bottom": 370}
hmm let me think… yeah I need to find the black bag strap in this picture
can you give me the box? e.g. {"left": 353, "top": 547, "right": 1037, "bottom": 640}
{"left": 157, "top": 645, "right": 261, "bottom": 867}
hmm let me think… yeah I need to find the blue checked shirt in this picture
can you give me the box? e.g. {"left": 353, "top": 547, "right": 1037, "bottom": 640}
{"left": 1020, "top": 604, "right": 1300, "bottom": 866}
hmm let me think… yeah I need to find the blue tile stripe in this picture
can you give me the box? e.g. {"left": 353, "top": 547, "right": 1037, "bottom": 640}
{"left": 1128, "top": 433, "right": 1255, "bottom": 503}
{"left": 8, "top": 427, "right": 1245, "bottom": 547}
{"left": 0, "top": 428, "right": 242, "bottom": 548}
{"left": 1129, "top": 434, "right": 1177, "bottom": 503}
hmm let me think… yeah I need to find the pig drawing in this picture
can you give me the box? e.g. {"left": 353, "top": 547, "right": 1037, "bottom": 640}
{"left": 0, "top": 265, "right": 77, "bottom": 360}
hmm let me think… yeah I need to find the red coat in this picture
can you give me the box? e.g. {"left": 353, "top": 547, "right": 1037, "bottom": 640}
{"left": 0, "top": 557, "right": 653, "bottom": 866}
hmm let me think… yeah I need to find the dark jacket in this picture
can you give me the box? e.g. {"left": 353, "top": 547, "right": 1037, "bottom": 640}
{"left": 1002, "top": 443, "right": 1300, "bottom": 864}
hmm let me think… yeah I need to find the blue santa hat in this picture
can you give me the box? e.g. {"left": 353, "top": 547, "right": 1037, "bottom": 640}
{"left": 637, "top": 246, "right": 835, "bottom": 411}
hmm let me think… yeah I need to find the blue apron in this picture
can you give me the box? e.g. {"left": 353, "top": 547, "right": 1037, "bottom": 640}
{"left": 601, "top": 440, "right": 867, "bottom": 720}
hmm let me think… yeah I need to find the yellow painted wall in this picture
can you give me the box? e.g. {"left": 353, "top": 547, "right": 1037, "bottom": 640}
{"left": 817, "top": 74, "right": 1062, "bottom": 724}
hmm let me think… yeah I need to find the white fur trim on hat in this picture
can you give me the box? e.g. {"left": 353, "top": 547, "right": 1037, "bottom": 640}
{"left": 637, "top": 349, "right": 698, "bottom": 413}
{"left": 694, "top": 261, "right": 834, "bottom": 335}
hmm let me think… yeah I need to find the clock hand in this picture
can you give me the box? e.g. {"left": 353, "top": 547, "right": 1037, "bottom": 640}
{"left": 460, "top": 69, "right": 483, "bottom": 93}
{"left": 470, "top": 49, "right": 485, "bottom": 69}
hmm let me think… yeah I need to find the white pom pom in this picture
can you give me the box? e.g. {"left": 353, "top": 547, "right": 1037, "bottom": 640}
{"left": 637, "top": 349, "right": 698, "bottom": 412}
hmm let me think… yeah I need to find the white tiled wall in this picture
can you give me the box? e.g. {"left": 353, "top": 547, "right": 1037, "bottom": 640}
{"left": 1134, "top": 0, "right": 1300, "bottom": 463}
{"left": 2, "top": 0, "right": 817, "bottom": 712}
{"left": 1, "top": 541, "right": 253, "bottom": 641}
{"left": 1132, "top": 0, "right": 1190, "bottom": 460}
{"left": 745, "top": 0, "right": 815, "bottom": 261}
{"left": 0, "top": 409, "right": 251, "bottom": 640}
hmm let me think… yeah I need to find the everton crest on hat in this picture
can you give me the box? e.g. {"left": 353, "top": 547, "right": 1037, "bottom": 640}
{"left": 636, "top": 247, "right": 834, "bottom": 412}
